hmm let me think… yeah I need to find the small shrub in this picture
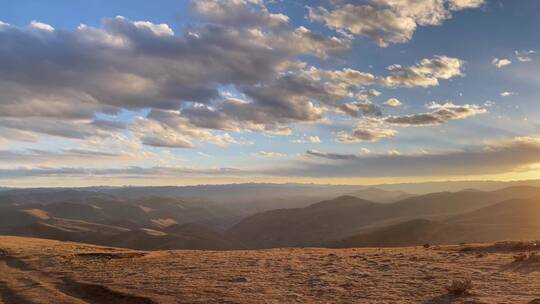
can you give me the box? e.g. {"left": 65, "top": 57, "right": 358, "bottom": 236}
{"left": 423, "top": 243, "right": 430, "bottom": 249}
{"left": 446, "top": 279, "right": 473, "bottom": 296}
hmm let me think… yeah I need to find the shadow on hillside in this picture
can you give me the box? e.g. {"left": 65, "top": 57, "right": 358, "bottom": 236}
{"left": 422, "top": 294, "right": 464, "bottom": 304}
{"left": 500, "top": 260, "right": 540, "bottom": 274}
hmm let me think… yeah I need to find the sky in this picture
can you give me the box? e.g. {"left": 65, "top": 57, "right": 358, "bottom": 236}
{"left": 1, "top": 0, "right": 540, "bottom": 187}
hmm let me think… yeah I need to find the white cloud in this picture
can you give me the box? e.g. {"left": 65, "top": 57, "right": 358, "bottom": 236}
{"left": 448, "top": 0, "right": 485, "bottom": 10}
{"left": 492, "top": 58, "right": 512, "bottom": 68}
{"left": 384, "top": 98, "right": 402, "bottom": 107}
{"left": 29, "top": 20, "right": 55, "bottom": 32}
{"left": 500, "top": 91, "right": 516, "bottom": 97}
{"left": 515, "top": 50, "right": 536, "bottom": 62}
{"left": 291, "top": 136, "right": 321, "bottom": 144}
{"left": 133, "top": 21, "right": 174, "bottom": 36}
{"left": 383, "top": 102, "right": 487, "bottom": 126}
{"left": 380, "top": 56, "right": 464, "bottom": 88}
{"left": 255, "top": 151, "right": 286, "bottom": 158}
{"left": 337, "top": 126, "right": 397, "bottom": 143}
{"left": 309, "top": 0, "right": 485, "bottom": 47}
{"left": 0, "top": 10, "right": 352, "bottom": 146}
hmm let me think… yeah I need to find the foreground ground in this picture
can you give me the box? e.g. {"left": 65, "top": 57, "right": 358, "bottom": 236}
{"left": 0, "top": 236, "right": 538, "bottom": 303}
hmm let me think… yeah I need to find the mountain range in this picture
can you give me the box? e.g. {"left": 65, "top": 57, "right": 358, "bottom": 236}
{"left": 0, "top": 184, "right": 539, "bottom": 250}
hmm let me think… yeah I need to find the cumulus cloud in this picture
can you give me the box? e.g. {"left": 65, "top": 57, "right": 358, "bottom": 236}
{"left": 133, "top": 113, "right": 249, "bottom": 149}
{"left": 492, "top": 58, "right": 512, "bottom": 68}
{"left": 383, "top": 102, "right": 486, "bottom": 126}
{"left": 380, "top": 56, "right": 464, "bottom": 88}
{"left": 448, "top": 0, "right": 485, "bottom": 10}
{"left": 384, "top": 98, "right": 402, "bottom": 107}
{"left": 0, "top": 7, "right": 469, "bottom": 151}
{"left": 335, "top": 101, "right": 485, "bottom": 144}
{"left": 0, "top": 8, "right": 351, "bottom": 145}
{"left": 192, "top": 0, "right": 289, "bottom": 29}
{"left": 337, "top": 125, "right": 397, "bottom": 143}
{"left": 29, "top": 20, "right": 55, "bottom": 32}
{"left": 308, "top": 0, "right": 485, "bottom": 47}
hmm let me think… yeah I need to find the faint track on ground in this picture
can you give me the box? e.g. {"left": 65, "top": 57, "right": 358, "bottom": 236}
{"left": 0, "top": 248, "right": 156, "bottom": 304}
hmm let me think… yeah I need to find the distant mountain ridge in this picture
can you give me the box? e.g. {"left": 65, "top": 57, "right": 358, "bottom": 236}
{"left": 332, "top": 197, "right": 540, "bottom": 248}
{"left": 228, "top": 186, "right": 540, "bottom": 248}
{"left": 1, "top": 185, "right": 540, "bottom": 250}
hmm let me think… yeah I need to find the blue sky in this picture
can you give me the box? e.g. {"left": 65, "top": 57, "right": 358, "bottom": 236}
{"left": 1, "top": 0, "right": 540, "bottom": 186}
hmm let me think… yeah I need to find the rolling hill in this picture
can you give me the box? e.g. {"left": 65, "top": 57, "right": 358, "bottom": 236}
{"left": 228, "top": 186, "right": 540, "bottom": 248}
{"left": 332, "top": 197, "right": 540, "bottom": 248}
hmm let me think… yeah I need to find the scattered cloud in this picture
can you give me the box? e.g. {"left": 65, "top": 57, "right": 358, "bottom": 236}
{"left": 383, "top": 102, "right": 487, "bottom": 126}
{"left": 515, "top": 50, "right": 536, "bottom": 62}
{"left": 255, "top": 151, "right": 287, "bottom": 158}
{"left": 500, "top": 91, "right": 516, "bottom": 97}
{"left": 291, "top": 136, "right": 321, "bottom": 144}
{"left": 384, "top": 98, "right": 402, "bottom": 107}
{"left": 380, "top": 56, "right": 464, "bottom": 88}
{"left": 0, "top": 8, "right": 350, "bottom": 145}
{"left": 492, "top": 58, "right": 512, "bottom": 68}
{"left": 29, "top": 20, "right": 55, "bottom": 32}
{"left": 337, "top": 125, "right": 397, "bottom": 143}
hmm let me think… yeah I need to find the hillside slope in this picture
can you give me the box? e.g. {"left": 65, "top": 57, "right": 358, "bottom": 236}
{"left": 229, "top": 187, "right": 540, "bottom": 248}
{"left": 333, "top": 197, "right": 540, "bottom": 248}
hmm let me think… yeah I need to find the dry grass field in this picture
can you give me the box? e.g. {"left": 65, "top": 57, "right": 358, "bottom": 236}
{"left": 0, "top": 236, "right": 539, "bottom": 303}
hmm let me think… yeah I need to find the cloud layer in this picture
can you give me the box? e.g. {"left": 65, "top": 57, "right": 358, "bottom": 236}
{"left": 4, "top": 137, "right": 540, "bottom": 180}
